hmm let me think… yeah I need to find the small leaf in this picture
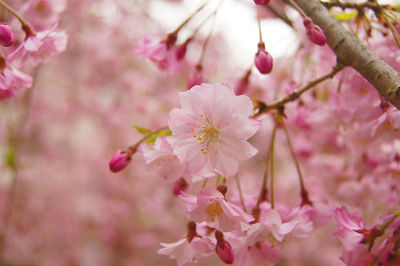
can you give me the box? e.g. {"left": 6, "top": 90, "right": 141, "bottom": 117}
{"left": 146, "top": 129, "right": 172, "bottom": 144}
{"left": 133, "top": 125, "right": 153, "bottom": 135}
{"left": 5, "top": 146, "right": 16, "bottom": 168}
{"left": 334, "top": 11, "right": 358, "bottom": 22}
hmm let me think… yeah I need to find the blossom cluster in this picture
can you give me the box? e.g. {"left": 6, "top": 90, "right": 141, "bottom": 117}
{"left": 117, "top": 1, "right": 400, "bottom": 265}
{"left": 0, "top": 0, "right": 67, "bottom": 101}
{"left": 1, "top": 0, "right": 400, "bottom": 265}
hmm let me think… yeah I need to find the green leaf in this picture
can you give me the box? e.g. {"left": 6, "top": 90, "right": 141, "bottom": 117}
{"left": 133, "top": 125, "right": 153, "bottom": 135}
{"left": 334, "top": 11, "right": 358, "bottom": 22}
{"left": 5, "top": 146, "right": 16, "bottom": 168}
{"left": 145, "top": 129, "right": 172, "bottom": 144}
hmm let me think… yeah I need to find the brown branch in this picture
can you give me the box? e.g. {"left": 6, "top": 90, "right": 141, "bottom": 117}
{"left": 321, "top": 0, "right": 394, "bottom": 12}
{"left": 293, "top": 0, "right": 400, "bottom": 110}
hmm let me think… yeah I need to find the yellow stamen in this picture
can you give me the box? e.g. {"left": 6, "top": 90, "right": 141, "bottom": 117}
{"left": 205, "top": 201, "right": 223, "bottom": 222}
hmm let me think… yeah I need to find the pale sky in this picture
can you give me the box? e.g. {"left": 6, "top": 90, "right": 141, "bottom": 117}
{"left": 148, "top": 0, "right": 299, "bottom": 67}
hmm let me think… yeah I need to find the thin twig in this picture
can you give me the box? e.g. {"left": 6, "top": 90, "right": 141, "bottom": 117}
{"left": 270, "top": 113, "right": 280, "bottom": 209}
{"left": 282, "top": 119, "right": 312, "bottom": 206}
{"left": 252, "top": 64, "right": 344, "bottom": 117}
{"left": 197, "top": 0, "right": 224, "bottom": 66}
{"left": 257, "top": 7, "right": 263, "bottom": 42}
{"left": 234, "top": 175, "right": 247, "bottom": 212}
{"left": 265, "top": 5, "right": 293, "bottom": 27}
{"left": 171, "top": 0, "right": 209, "bottom": 35}
{"left": 287, "top": 0, "right": 308, "bottom": 18}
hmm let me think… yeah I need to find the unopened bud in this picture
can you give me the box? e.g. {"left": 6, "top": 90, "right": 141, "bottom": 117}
{"left": 109, "top": 150, "right": 131, "bottom": 173}
{"left": 173, "top": 177, "right": 188, "bottom": 195}
{"left": 254, "top": 0, "right": 271, "bottom": 5}
{"left": 303, "top": 18, "right": 327, "bottom": 46}
{"left": 254, "top": 42, "right": 273, "bottom": 74}
{"left": 215, "top": 230, "right": 234, "bottom": 264}
{"left": 188, "top": 65, "right": 203, "bottom": 89}
{"left": 176, "top": 38, "right": 192, "bottom": 61}
{"left": 0, "top": 24, "right": 14, "bottom": 47}
{"left": 235, "top": 69, "right": 251, "bottom": 95}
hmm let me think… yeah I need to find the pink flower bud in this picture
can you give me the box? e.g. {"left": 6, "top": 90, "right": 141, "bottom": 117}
{"left": 172, "top": 177, "right": 188, "bottom": 195}
{"left": 303, "top": 18, "right": 327, "bottom": 46}
{"left": 175, "top": 44, "right": 187, "bottom": 61}
{"left": 109, "top": 150, "right": 131, "bottom": 173}
{"left": 215, "top": 230, "right": 234, "bottom": 264}
{"left": 254, "top": 43, "right": 273, "bottom": 74}
{"left": 254, "top": 0, "right": 271, "bottom": 5}
{"left": 0, "top": 24, "right": 14, "bottom": 47}
{"left": 234, "top": 69, "right": 251, "bottom": 95}
{"left": 176, "top": 38, "right": 192, "bottom": 61}
{"left": 188, "top": 65, "right": 203, "bottom": 89}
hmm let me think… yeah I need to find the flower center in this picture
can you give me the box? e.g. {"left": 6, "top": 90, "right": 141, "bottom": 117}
{"left": 205, "top": 201, "right": 223, "bottom": 222}
{"left": 192, "top": 114, "right": 220, "bottom": 154}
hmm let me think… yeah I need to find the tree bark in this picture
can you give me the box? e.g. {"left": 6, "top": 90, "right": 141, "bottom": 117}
{"left": 293, "top": 0, "right": 400, "bottom": 110}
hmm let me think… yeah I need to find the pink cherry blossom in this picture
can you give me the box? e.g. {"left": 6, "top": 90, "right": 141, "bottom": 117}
{"left": 0, "top": 72, "right": 15, "bottom": 101}
{"left": 141, "top": 136, "right": 186, "bottom": 183}
{"left": 334, "top": 206, "right": 365, "bottom": 251}
{"left": 135, "top": 37, "right": 184, "bottom": 73}
{"left": 168, "top": 83, "right": 261, "bottom": 177}
{"left": 234, "top": 240, "right": 282, "bottom": 265}
{"left": 157, "top": 236, "right": 215, "bottom": 266}
{"left": 4, "top": 66, "right": 33, "bottom": 91}
{"left": 140, "top": 136, "right": 213, "bottom": 182}
{"left": 2, "top": 0, "right": 400, "bottom": 265}
{"left": 180, "top": 187, "right": 253, "bottom": 232}
{"left": 258, "top": 208, "right": 313, "bottom": 242}
{"left": 8, "top": 24, "right": 67, "bottom": 67}
{"left": 0, "top": 64, "right": 33, "bottom": 101}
